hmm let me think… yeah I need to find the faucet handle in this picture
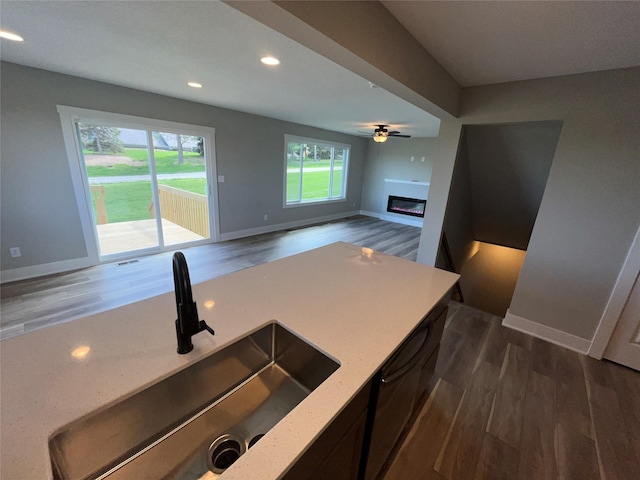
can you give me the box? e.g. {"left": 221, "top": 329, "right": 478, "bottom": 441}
{"left": 199, "top": 320, "right": 215, "bottom": 337}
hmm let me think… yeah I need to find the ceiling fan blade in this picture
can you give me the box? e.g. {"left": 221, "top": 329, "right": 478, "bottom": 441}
{"left": 388, "top": 134, "right": 411, "bottom": 138}
{"left": 387, "top": 130, "right": 400, "bottom": 135}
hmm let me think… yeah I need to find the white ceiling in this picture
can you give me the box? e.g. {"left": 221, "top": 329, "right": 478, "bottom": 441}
{"left": 382, "top": 0, "right": 640, "bottom": 87}
{"left": 0, "top": 0, "right": 439, "bottom": 137}
{"left": 1, "top": 1, "right": 638, "bottom": 138}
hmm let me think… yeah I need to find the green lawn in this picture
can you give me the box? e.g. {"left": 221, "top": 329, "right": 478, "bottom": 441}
{"left": 85, "top": 148, "right": 205, "bottom": 177}
{"left": 87, "top": 163, "right": 151, "bottom": 177}
{"left": 286, "top": 170, "right": 343, "bottom": 203}
{"left": 94, "top": 179, "right": 206, "bottom": 223}
{"left": 158, "top": 178, "right": 208, "bottom": 195}
{"left": 95, "top": 166, "right": 343, "bottom": 223}
{"left": 97, "top": 182, "right": 153, "bottom": 223}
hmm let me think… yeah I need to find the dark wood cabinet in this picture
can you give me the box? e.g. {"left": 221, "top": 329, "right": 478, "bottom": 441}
{"left": 416, "top": 302, "right": 448, "bottom": 400}
{"left": 361, "top": 296, "right": 449, "bottom": 480}
{"left": 282, "top": 294, "right": 450, "bottom": 480}
{"left": 306, "top": 409, "right": 368, "bottom": 480}
{"left": 281, "top": 382, "right": 371, "bottom": 480}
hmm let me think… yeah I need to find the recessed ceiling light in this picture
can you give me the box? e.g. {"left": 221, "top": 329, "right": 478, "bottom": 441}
{"left": 187, "top": 82, "right": 203, "bottom": 88}
{"left": 260, "top": 56, "right": 280, "bottom": 66}
{"left": 0, "top": 30, "right": 24, "bottom": 42}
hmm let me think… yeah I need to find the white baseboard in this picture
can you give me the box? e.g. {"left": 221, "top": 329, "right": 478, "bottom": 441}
{"left": 503, "top": 310, "right": 592, "bottom": 354}
{"left": 360, "top": 210, "right": 424, "bottom": 227}
{"left": 219, "top": 211, "right": 360, "bottom": 241}
{"left": 1, "top": 256, "right": 93, "bottom": 284}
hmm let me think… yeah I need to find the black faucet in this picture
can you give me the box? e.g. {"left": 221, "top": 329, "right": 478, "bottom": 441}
{"left": 173, "top": 251, "right": 215, "bottom": 354}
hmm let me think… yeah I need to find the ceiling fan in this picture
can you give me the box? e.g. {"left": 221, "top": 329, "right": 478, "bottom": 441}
{"left": 364, "top": 125, "right": 411, "bottom": 143}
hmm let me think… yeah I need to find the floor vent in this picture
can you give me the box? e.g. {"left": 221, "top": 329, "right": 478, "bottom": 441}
{"left": 116, "top": 259, "right": 140, "bottom": 267}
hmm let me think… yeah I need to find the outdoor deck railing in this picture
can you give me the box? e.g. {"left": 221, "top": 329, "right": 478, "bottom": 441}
{"left": 90, "top": 185, "right": 108, "bottom": 225}
{"left": 149, "top": 184, "right": 209, "bottom": 238}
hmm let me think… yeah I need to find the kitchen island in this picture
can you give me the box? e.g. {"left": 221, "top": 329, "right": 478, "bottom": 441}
{"left": 0, "top": 242, "right": 458, "bottom": 479}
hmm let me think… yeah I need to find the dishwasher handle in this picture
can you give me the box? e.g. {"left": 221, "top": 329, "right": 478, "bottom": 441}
{"left": 381, "top": 323, "right": 431, "bottom": 386}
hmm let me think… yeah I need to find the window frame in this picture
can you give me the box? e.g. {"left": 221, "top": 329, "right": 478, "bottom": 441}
{"left": 283, "top": 134, "right": 350, "bottom": 208}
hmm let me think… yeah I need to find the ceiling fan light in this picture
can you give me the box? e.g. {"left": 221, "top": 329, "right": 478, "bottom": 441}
{"left": 373, "top": 134, "right": 387, "bottom": 143}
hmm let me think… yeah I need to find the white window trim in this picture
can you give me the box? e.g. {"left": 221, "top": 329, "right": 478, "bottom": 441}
{"left": 57, "top": 105, "right": 220, "bottom": 263}
{"left": 283, "top": 134, "right": 350, "bottom": 208}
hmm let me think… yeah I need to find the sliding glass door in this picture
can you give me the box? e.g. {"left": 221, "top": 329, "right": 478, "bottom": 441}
{"left": 152, "top": 131, "right": 209, "bottom": 247}
{"left": 76, "top": 122, "right": 212, "bottom": 259}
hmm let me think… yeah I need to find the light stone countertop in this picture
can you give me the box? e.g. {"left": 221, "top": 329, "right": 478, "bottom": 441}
{"left": 0, "top": 242, "right": 458, "bottom": 480}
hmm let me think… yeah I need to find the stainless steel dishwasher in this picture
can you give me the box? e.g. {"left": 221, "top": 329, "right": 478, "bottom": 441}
{"left": 362, "top": 302, "right": 448, "bottom": 480}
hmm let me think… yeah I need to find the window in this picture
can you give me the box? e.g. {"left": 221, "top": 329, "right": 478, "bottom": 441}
{"left": 284, "top": 135, "right": 349, "bottom": 206}
{"left": 57, "top": 106, "right": 219, "bottom": 262}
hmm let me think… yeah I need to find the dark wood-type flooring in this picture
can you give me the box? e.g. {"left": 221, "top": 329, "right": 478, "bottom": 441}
{"left": 2, "top": 216, "right": 638, "bottom": 480}
{"left": 384, "top": 302, "right": 640, "bottom": 480}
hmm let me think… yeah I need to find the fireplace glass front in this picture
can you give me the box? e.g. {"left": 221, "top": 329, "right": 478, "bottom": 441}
{"left": 386, "top": 195, "right": 426, "bottom": 218}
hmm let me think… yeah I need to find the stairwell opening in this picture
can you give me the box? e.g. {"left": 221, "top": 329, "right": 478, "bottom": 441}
{"left": 438, "top": 121, "right": 562, "bottom": 316}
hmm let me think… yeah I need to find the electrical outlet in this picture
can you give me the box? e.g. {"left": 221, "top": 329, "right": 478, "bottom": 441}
{"left": 264, "top": 214, "right": 268, "bottom": 221}
{"left": 10, "top": 247, "right": 21, "bottom": 258}
{"left": 217, "top": 175, "right": 225, "bottom": 183}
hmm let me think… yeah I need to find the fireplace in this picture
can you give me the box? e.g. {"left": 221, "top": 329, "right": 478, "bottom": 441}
{"left": 386, "top": 195, "right": 426, "bottom": 218}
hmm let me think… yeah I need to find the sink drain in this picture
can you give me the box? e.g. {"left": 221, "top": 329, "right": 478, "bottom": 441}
{"left": 207, "top": 434, "right": 246, "bottom": 474}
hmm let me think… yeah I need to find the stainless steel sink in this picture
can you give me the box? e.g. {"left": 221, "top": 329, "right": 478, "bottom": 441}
{"left": 49, "top": 323, "right": 339, "bottom": 480}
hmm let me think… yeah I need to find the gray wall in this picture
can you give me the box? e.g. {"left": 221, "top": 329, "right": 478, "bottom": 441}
{"left": 0, "top": 62, "right": 367, "bottom": 273}
{"left": 439, "top": 128, "right": 474, "bottom": 272}
{"left": 465, "top": 122, "right": 562, "bottom": 250}
{"left": 416, "top": 121, "right": 464, "bottom": 265}
{"left": 458, "top": 243, "right": 526, "bottom": 317}
{"left": 423, "top": 67, "right": 640, "bottom": 340}
{"left": 360, "top": 138, "right": 435, "bottom": 215}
